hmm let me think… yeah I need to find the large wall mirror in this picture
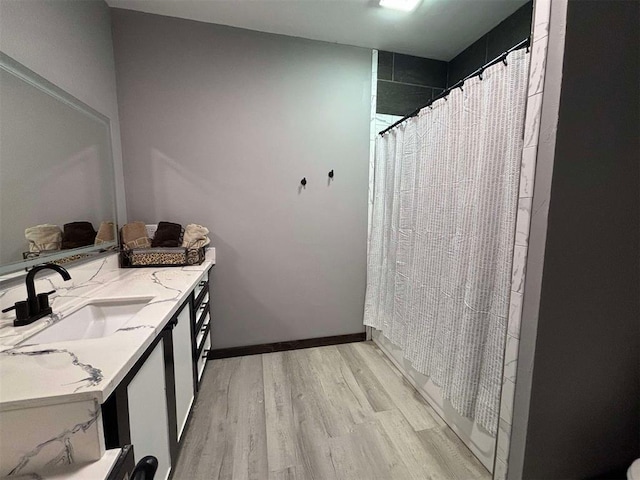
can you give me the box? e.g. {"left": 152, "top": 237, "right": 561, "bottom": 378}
{"left": 0, "top": 52, "right": 118, "bottom": 276}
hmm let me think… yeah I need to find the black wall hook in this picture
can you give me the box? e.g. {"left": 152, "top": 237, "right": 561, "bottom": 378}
{"left": 301, "top": 177, "right": 307, "bottom": 186}
{"left": 328, "top": 170, "right": 334, "bottom": 179}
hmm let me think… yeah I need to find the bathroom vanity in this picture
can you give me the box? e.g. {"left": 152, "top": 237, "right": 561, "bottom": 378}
{"left": 0, "top": 249, "right": 215, "bottom": 479}
{"left": 0, "top": 49, "right": 217, "bottom": 480}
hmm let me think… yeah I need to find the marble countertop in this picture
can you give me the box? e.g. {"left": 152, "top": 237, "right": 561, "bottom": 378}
{"left": 10, "top": 448, "right": 124, "bottom": 480}
{"left": 0, "top": 250, "right": 215, "bottom": 412}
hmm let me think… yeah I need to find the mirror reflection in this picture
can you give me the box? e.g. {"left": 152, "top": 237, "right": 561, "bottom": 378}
{"left": 0, "top": 54, "right": 118, "bottom": 273}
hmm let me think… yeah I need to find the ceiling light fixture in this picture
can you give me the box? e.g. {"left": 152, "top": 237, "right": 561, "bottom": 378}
{"left": 379, "top": 0, "right": 421, "bottom": 12}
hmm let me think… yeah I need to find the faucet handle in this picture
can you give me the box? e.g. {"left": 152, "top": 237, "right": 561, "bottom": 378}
{"left": 37, "top": 291, "right": 56, "bottom": 311}
{"left": 2, "top": 301, "right": 29, "bottom": 321}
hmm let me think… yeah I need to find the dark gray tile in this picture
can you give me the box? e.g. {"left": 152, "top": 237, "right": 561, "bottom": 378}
{"left": 393, "top": 54, "right": 447, "bottom": 88}
{"left": 378, "top": 51, "right": 393, "bottom": 81}
{"left": 487, "top": 1, "right": 533, "bottom": 59}
{"left": 447, "top": 36, "right": 487, "bottom": 86}
{"left": 376, "top": 80, "right": 432, "bottom": 116}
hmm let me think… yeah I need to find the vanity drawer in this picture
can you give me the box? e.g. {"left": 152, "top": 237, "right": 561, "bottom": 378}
{"left": 194, "top": 294, "right": 209, "bottom": 329}
{"left": 193, "top": 272, "right": 209, "bottom": 307}
{"left": 197, "top": 335, "right": 211, "bottom": 383}
{"left": 195, "top": 318, "right": 211, "bottom": 359}
{"left": 195, "top": 312, "right": 210, "bottom": 349}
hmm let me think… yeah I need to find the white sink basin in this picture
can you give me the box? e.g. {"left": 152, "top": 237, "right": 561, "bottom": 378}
{"left": 25, "top": 297, "right": 152, "bottom": 344}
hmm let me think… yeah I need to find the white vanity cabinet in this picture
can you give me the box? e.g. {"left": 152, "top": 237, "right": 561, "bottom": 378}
{"left": 102, "top": 265, "right": 213, "bottom": 479}
{"left": 127, "top": 338, "right": 172, "bottom": 480}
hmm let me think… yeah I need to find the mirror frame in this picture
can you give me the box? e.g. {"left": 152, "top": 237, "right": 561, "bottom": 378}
{"left": 0, "top": 52, "right": 119, "bottom": 276}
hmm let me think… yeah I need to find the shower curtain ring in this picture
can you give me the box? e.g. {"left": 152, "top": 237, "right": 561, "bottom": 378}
{"left": 479, "top": 70, "right": 484, "bottom": 81}
{"left": 502, "top": 54, "right": 508, "bottom": 66}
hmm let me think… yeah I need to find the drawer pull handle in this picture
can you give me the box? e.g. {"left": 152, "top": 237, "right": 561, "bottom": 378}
{"left": 199, "top": 302, "right": 209, "bottom": 311}
{"left": 201, "top": 325, "right": 209, "bottom": 333}
{"left": 202, "top": 350, "right": 210, "bottom": 359}
{"left": 199, "top": 281, "right": 206, "bottom": 287}
{"left": 163, "top": 317, "right": 178, "bottom": 331}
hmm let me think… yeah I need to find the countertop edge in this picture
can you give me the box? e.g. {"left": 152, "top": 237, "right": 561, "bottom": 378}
{"left": 0, "top": 250, "right": 215, "bottom": 411}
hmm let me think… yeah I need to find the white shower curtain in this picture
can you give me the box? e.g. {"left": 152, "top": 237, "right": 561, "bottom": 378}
{"left": 364, "top": 48, "right": 529, "bottom": 435}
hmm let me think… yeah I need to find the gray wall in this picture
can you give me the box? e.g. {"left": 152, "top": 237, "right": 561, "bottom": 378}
{"left": 111, "top": 10, "right": 371, "bottom": 349}
{"left": 0, "top": 0, "right": 127, "bottom": 225}
{"left": 513, "top": 1, "right": 640, "bottom": 478}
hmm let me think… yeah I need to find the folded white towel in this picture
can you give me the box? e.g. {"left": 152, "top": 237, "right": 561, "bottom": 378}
{"left": 182, "top": 224, "right": 210, "bottom": 249}
{"left": 25, "top": 224, "right": 62, "bottom": 252}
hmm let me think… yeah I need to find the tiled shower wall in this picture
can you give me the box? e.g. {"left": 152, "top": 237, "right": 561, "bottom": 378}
{"left": 448, "top": 1, "right": 534, "bottom": 85}
{"left": 377, "top": 1, "right": 533, "bottom": 117}
{"left": 493, "top": 0, "right": 552, "bottom": 478}
{"left": 376, "top": 51, "right": 447, "bottom": 116}
{"left": 369, "top": 51, "right": 379, "bottom": 239}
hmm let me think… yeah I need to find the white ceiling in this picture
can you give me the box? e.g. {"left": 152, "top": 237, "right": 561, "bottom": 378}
{"left": 106, "top": 0, "right": 529, "bottom": 60}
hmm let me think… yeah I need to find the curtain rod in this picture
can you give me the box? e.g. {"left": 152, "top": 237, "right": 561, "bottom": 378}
{"left": 378, "top": 37, "right": 531, "bottom": 136}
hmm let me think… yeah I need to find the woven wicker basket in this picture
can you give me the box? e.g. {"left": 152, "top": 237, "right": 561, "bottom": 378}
{"left": 118, "top": 224, "right": 206, "bottom": 268}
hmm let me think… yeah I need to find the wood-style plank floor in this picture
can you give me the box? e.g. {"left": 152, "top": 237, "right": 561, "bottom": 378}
{"left": 173, "top": 341, "right": 490, "bottom": 480}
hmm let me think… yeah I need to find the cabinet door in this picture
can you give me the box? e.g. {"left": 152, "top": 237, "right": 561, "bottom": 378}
{"left": 127, "top": 338, "right": 172, "bottom": 480}
{"left": 172, "top": 302, "right": 195, "bottom": 441}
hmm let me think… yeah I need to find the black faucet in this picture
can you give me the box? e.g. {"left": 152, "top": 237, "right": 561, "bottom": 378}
{"left": 2, "top": 263, "right": 71, "bottom": 327}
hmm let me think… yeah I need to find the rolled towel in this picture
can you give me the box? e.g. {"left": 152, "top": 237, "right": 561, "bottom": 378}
{"left": 61, "top": 221, "right": 96, "bottom": 249}
{"left": 182, "top": 224, "right": 210, "bottom": 249}
{"left": 122, "top": 221, "right": 151, "bottom": 249}
{"left": 25, "top": 224, "right": 62, "bottom": 252}
{"left": 151, "top": 221, "right": 182, "bottom": 248}
{"left": 629, "top": 459, "right": 640, "bottom": 480}
{"left": 145, "top": 224, "right": 158, "bottom": 240}
{"left": 95, "top": 221, "right": 115, "bottom": 245}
